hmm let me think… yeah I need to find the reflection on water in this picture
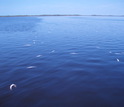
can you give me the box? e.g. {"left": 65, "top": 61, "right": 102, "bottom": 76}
{"left": 0, "top": 16, "right": 124, "bottom": 107}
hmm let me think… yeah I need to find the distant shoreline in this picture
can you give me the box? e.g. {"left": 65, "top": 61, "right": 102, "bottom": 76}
{"left": 0, "top": 15, "right": 124, "bottom": 17}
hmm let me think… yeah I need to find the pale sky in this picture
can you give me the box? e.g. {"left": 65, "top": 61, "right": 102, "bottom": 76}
{"left": 0, "top": 0, "right": 124, "bottom": 15}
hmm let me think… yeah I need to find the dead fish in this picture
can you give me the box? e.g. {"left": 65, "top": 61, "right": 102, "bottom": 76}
{"left": 51, "top": 50, "right": 55, "bottom": 53}
{"left": 10, "top": 84, "right": 16, "bottom": 90}
{"left": 50, "top": 50, "right": 55, "bottom": 53}
{"left": 109, "top": 51, "right": 112, "bottom": 53}
{"left": 70, "top": 52, "right": 78, "bottom": 55}
{"left": 115, "top": 53, "right": 121, "bottom": 55}
{"left": 116, "top": 58, "right": 120, "bottom": 62}
{"left": 36, "top": 55, "right": 42, "bottom": 57}
{"left": 24, "top": 44, "right": 31, "bottom": 47}
{"left": 27, "top": 66, "right": 36, "bottom": 69}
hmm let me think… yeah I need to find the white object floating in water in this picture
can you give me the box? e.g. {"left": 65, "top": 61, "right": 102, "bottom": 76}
{"left": 70, "top": 52, "right": 78, "bottom": 55}
{"left": 109, "top": 51, "right": 112, "bottom": 53}
{"left": 27, "top": 66, "right": 36, "bottom": 69}
{"left": 96, "top": 46, "right": 100, "bottom": 49}
{"left": 50, "top": 50, "right": 55, "bottom": 53}
{"left": 36, "top": 55, "right": 42, "bottom": 57}
{"left": 115, "top": 53, "right": 121, "bottom": 55}
{"left": 24, "top": 44, "right": 31, "bottom": 47}
{"left": 10, "top": 84, "right": 16, "bottom": 90}
{"left": 33, "top": 40, "right": 36, "bottom": 44}
{"left": 116, "top": 58, "right": 120, "bottom": 62}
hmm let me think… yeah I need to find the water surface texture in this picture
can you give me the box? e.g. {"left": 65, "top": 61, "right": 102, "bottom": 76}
{"left": 0, "top": 16, "right": 124, "bottom": 107}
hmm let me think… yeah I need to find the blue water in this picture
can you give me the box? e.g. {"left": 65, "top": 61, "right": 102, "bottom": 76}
{"left": 0, "top": 16, "right": 124, "bottom": 107}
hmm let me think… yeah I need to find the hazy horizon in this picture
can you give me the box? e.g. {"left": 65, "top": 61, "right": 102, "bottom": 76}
{"left": 0, "top": 14, "right": 124, "bottom": 17}
{"left": 0, "top": 0, "right": 124, "bottom": 16}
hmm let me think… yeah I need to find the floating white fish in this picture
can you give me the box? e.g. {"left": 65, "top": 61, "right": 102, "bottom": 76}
{"left": 10, "top": 84, "right": 16, "bottom": 90}
{"left": 109, "top": 51, "right": 112, "bottom": 53}
{"left": 27, "top": 66, "right": 36, "bottom": 69}
{"left": 50, "top": 50, "right": 55, "bottom": 53}
{"left": 70, "top": 52, "right": 78, "bottom": 55}
{"left": 36, "top": 55, "right": 42, "bottom": 57}
{"left": 116, "top": 58, "right": 120, "bottom": 62}
{"left": 115, "top": 53, "right": 121, "bottom": 55}
{"left": 24, "top": 44, "right": 31, "bottom": 47}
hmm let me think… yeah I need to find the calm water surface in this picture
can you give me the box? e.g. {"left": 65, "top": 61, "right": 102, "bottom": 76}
{"left": 0, "top": 16, "right": 124, "bottom": 107}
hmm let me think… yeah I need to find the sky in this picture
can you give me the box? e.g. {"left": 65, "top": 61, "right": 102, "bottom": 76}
{"left": 0, "top": 0, "right": 124, "bottom": 15}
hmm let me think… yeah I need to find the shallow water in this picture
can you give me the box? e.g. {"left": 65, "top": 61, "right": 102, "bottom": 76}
{"left": 0, "top": 16, "right": 124, "bottom": 107}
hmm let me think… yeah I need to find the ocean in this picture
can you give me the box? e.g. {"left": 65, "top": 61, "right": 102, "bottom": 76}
{"left": 0, "top": 16, "right": 124, "bottom": 107}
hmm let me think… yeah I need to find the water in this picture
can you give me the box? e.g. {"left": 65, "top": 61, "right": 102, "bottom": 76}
{"left": 0, "top": 16, "right": 124, "bottom": 107}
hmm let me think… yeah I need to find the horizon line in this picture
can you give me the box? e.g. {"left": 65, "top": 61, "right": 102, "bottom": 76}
{"left": 0, "top": 14, "right": 124, "bottom": 17}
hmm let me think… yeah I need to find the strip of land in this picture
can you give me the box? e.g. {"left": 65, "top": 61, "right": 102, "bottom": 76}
{"left": 0, "top": 14, "right": 124, "bottom": 17}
